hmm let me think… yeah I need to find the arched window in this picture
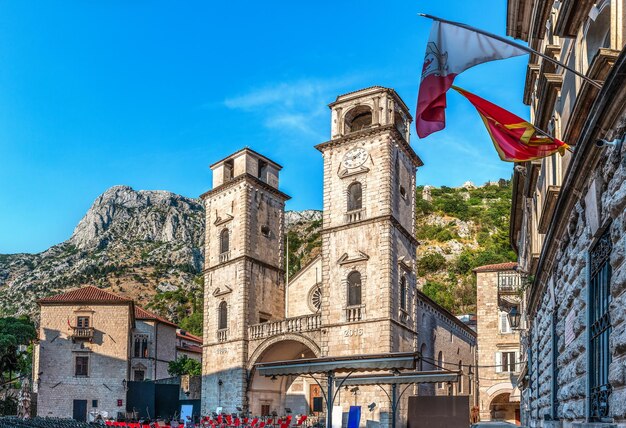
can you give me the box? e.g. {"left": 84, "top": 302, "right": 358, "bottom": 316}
{"left": 458, "top": 361, "right": 463, "bottom": 394}
{"left": 400, "top": 276, "right": 407, "bottom": 311}
{"left": 347, "top": 182, "right": 362, "bottom": 211}
{"left": 419, "top": 343, "right": 427, "bottom": 371}
{"left": 347, "top": 271, "right": 362, "bottom": 307}
{"left": 344, "top": 106, "right": 373, "bottom": 134}
{"left": 220, "top": 229, "right": 230, "bottom": 254}
{"left": 218, "top": 301, "right": 228, "bottom": 330}
{"left": 394, "top": 111, "right": 406, "bottom": 136}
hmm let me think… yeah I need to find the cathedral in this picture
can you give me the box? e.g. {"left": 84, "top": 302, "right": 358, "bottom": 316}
{"left": 200, "top": 87, "right": 477, "bottom": 427}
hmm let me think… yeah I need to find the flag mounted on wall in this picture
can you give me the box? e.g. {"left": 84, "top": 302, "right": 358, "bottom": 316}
{"left": 416, "top": 19, "right": 526, "bottom": 138}
{"left": 452, "top": 86, "right": 569, "bottom": 162}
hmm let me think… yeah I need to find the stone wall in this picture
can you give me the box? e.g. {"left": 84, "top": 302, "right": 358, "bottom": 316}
{"left": 286, "top": 256, "right": 321, "bottom": 318}
{"left": 37, "top": 303, "right": 132, "bottom": 419}
{"left": 525, "top": 150, "right": 626, "bottom": 427}
{"left": 475, "top": 269, "right": 521, "bottom": 422}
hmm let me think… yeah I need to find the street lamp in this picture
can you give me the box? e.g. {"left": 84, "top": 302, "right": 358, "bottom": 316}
{"left": 508, "top": 306, "right": 522, "bottom": 330}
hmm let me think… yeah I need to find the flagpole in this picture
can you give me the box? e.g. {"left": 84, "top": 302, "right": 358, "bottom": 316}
{"left": 418, "top": 13, "right": 603, "bottom": 90}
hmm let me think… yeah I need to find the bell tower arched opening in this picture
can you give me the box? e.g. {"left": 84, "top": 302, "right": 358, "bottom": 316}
{"left": 344, "top": 105, "right": 373, "bottom": 134}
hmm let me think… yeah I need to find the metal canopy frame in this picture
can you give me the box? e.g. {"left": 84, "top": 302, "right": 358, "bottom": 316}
{"left": 334, "top": 371, "right": 461, "bottom": 428}
{"left": 254, "top": 352, "right": 419, "bottom": 428}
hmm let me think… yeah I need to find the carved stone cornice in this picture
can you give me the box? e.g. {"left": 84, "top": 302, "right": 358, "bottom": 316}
{"left": 321, "top": 214, "right": 419, "bottom": 247}
{"left": 535, "top": 72, "right": 563, "bottom": 131}
{"left": 554, "top": 0, "right": 595, "bottom": 37}
{"left": 200, "top": 173, "right": 291, "bottom": 202}
{"left": 315, "top": 125, "right": 423, "bottom": 168}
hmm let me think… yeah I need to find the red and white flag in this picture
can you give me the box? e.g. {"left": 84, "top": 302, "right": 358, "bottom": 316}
{"left": 416, "top": 20, "right": 527, "bottom": 138}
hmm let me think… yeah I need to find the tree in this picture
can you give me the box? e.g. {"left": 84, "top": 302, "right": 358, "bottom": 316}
{"left": 167, "top": 355, "right": 201, "bottom": 377}
{"left": 0, "top": 317, "right": 36, "bottom": 379}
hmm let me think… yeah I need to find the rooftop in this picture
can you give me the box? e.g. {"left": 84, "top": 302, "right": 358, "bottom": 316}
{"left": 37, "top": 285, "right": 132, "bottom": 304}
{"left": 473, "top": 261, "right": 518, "bottom": 273}
{"left": 135, "top": 306, "right": 179, "bottom": 328}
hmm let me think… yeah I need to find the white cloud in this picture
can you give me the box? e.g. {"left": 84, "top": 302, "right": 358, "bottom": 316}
{"left": 223, "top": 76, "right": 364, "bottom": 134}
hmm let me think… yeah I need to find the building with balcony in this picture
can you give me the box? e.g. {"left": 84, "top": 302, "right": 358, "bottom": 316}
{"left": 34, "top": 286, "right": 200, "bottom": 421}
{"left": 474, "top": 262, "right": 521, "bottom": 424}
{"left": 200, "top": 86, "right": 477, "bottom": 427}
{"left": 507, "top": 0, "right": 626, "bottom": 426}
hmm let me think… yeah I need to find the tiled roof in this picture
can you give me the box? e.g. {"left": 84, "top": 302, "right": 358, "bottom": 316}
{"left": 177, "top": 330, "right": 202, "bottom": 344}
{"left": 37, "top": 286, "right": 132, "bottom": 304}
{"left": 177, "top": 344, "right": 203, "bottom": 354}
{"left": 473, "top": 262, "right": 518, "bottom": 272}
{"left": 134, "top": 306, "right": 178, "bottom": 328}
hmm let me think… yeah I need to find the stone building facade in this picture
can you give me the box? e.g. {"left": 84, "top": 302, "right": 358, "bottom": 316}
{"left": 35, "top": 286, "right": 194, "bottom": 421}
{"left": 508, "top": 0, "right": 626, "bottom": 426}
{"left": 474, "top": 262, "right": 521, "bottom": 424}
{"left": 200, "top": 86, "right": 477, "bottom": 427}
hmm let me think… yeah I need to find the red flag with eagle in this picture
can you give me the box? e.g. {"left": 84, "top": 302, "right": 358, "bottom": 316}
{"left": 416, "top": 20, "right": 527, "bottom": 138}
{"left": 452, "top": 86, "right": 569, "bottom": 161}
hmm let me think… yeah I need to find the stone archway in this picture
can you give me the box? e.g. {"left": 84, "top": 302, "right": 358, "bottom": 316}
{"left": 489, "top": 392, "right": 520, "bottom": 425}
{"left": 247, "top": 335, "right": 320, "bottom": 418}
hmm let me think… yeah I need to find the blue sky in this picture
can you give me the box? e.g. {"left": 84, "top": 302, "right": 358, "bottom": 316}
{"left": 0, "top": 1, "right": 529, "bottom": 254}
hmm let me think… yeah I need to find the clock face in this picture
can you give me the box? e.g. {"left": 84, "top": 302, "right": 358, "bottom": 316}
{"left": 342, "top": 147, "right": 369, "bottom": 169}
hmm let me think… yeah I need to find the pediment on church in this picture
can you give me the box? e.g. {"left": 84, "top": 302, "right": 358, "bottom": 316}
{"left": 338, "top": 251, "right": 369, "bottom": 265}
{"left": 338, "top": 166, "right": 370, "bottom": 179}
{"left": 214, "top": 213, "right": 234, "bottom": 226}
{"left": 398, "top": 257, "right": 413, "bottom": 272}
{"left": 213, "top": 286, "right": 233, "bottom": 297}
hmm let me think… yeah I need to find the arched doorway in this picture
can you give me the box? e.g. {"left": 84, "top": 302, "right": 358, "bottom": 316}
{"left": 247, "top": 337, "right": 320, "bottom": 417}
{"left": 489, "top": 392, "right": 520, "bottom": 425}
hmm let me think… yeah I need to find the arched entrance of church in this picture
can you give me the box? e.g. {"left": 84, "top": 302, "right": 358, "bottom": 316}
{"left": 247, "top": 336, "right": 320, "bottom": 418}
{"left": 489, "top": 392, "right": 520, "bottom": 425}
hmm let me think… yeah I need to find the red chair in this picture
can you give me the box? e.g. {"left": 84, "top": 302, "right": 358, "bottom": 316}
{"left": 105, "top": 422, "right": 113, "bottom": 427}
{"left": 258, "top": 422, "right": 265, "bottom": 428}
{"left": 251, "top": 418, "right": 259, "bottom": 427}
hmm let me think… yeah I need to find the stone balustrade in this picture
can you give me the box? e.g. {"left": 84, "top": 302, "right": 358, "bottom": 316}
{"left": 345, "top": 208, "right": 365, "bottom": 223}
{"left": 248, "top": 314, "right": 322, "bottom": 340}
{"left": 217, "top": 328, "right": 229, "bottom": 342}
{"left": 345, "top": 305, "right": 364, "bottom": 322}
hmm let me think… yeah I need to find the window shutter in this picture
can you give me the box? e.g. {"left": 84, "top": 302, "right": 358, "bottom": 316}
{"left": 500, "top": 313, "right": 510, "bottom": 333}
{"left": 495, "top": 352, "right": 502, "bottom": 373}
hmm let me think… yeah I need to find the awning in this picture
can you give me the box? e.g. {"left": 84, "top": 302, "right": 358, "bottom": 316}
{"left": 335, "top": 370, "right": 461, "bottom": 386}
{"left": 255, "top": 352, "right": 418, "bottom": 376}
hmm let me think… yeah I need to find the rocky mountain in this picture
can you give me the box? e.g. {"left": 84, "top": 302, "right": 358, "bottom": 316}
{"left": 0, "top": 181, "right": 514, "bottom": 323}
{"left": 0, "top": 186, "right": 204, "bottom": 318}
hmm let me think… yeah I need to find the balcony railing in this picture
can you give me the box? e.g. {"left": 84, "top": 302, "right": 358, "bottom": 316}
{"left": 219, "top": 251, "right": 231, "bottom": 263}
{"left": 345, "top": 305, "right": 364, "bottom": 322}
{"left": 345, "top": 208, "right": 365, "bottom": 223}
{"left": 217, "top": 328, "right": 228, "bottom": 342}
{"left": 498, "top": 272, "right": 521, "bottom": 294}
{"left": 71, "top": 327, "right": 94, "bottom": 341}
{"left": 248, "top": 314, "right": 322, "bottom": 340}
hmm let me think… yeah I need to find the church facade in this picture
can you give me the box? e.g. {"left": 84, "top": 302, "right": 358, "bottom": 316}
{"left": 200, "top": 87, "right": 477, "bottom": 426}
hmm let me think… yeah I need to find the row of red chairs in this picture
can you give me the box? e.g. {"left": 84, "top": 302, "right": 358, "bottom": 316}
{"left": 103, "top": 415, "right": 308, "bottom": 428}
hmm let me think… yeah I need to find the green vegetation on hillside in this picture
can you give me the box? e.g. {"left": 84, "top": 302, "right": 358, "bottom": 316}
{"left": 146, "top": 275, "right": 204, "bottom": 336}
{"left": 416, "top": 181, "right": 516, "bottom": 314}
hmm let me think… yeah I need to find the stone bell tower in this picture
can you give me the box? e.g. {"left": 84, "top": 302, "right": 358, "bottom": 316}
{"left": 315, "top": 86, "right": 423, "bottom": 357}
{"left": 200, "top": 148, "right": 290, "bottom": 414}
